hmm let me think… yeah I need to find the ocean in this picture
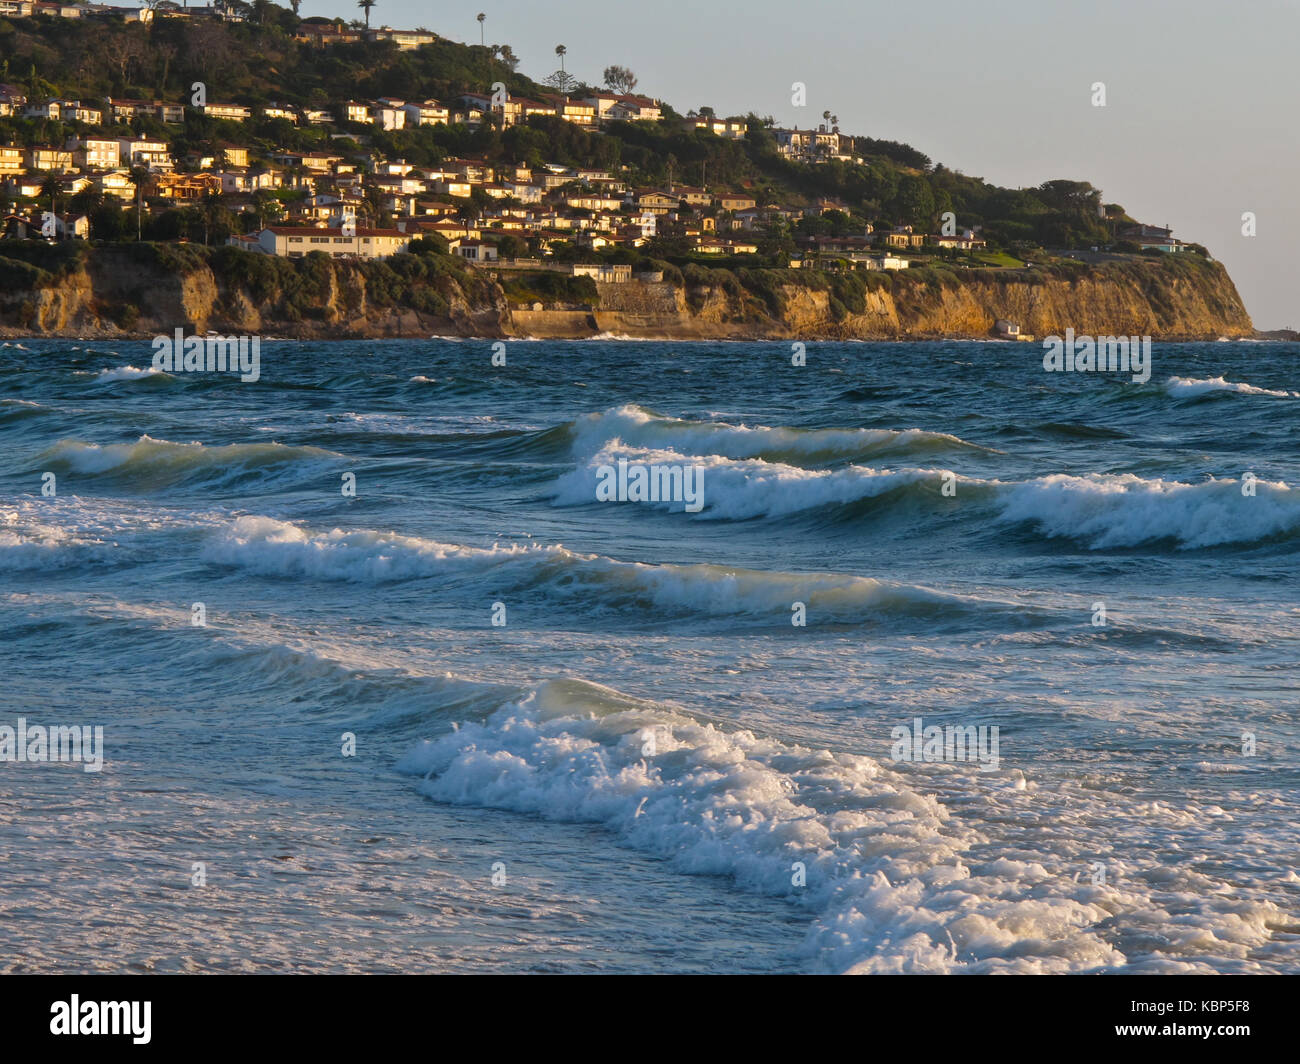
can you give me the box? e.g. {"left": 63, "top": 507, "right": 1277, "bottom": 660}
{"left": 1, "top": 336, "right": 1297, "bottom": 974}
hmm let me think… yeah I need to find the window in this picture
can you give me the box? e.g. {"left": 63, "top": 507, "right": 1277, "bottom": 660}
{"left": 289, "top": 237, "right": 303, "bottom": 243}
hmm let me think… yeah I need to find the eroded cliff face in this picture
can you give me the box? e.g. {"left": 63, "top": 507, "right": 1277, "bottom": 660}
{"left": 585, "top": 261, "right": 1254, "bottom": 341}
{"left": 0, "top": 246, "right": 1253, "bottom": 342}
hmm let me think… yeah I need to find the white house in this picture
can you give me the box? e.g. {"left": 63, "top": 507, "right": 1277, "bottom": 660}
{"left": 256, "top": 225, "right": 411, "bottom": 259}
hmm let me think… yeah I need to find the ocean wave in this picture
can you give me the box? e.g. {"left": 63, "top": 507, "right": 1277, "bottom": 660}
{"left": 93, "top": 365, "right": 173, "bottom": 383}
{"left": 200, "top": 514, "right": 1034, "bottom": 627}
{"left": 0, "top": 499, "right": 195, "bottom": 571}
{"left": 556, "top": 445, "right": 1300, "bottom": 547}
{"left": 35, "top": 435, "right": 341, "bottom": 489}
{"left": 555, "top": 444, "right": 977, "bottom": 519}
{"left": 1164, "top": 375, "right": 1297, "bottom": 399}
{"left": 398, "top": 677, "right": 1287, "bottom": 973}
{"left": 997, "top": 473, "right": 1300, "bottom": 549}
{"left": 569, "top": 404, "right": 992, "bottom": 464}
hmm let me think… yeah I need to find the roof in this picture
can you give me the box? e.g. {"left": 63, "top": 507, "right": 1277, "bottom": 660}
{"left": 264, "top": 226, "right": 407, "bottom": 238}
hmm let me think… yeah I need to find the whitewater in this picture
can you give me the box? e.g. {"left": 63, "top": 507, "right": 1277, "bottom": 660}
{"left": 1, "top": 338, "right": 1296, "bottom": 974}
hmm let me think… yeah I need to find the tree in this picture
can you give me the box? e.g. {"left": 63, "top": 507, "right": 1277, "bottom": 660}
{"left": 555, "top": 44, "right": 567, "bottom": 71}
{"left": 894, "top": 174, "right": 934, "bottom": 228}
{"left": 477, "top": 12, "right": 485, "bottom": 46}
{"left": 603, "top": 65, "right": 637, "bottom": 94}
{"left": 357, "top": 0, "right": 375, "bottom": 29}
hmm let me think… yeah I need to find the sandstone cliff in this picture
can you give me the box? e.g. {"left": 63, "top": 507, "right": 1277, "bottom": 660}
{"left": 0, "top": 244, "right": 1253, "bottom": 342}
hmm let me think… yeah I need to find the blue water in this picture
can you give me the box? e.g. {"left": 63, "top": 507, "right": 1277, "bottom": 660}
{"left": 2, "top": 337, "right": 1297, "bottom": 973}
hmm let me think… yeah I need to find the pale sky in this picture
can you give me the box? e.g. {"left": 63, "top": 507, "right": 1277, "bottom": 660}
{"left": 308, "top": 0, "right": 1298, "bottom": 328}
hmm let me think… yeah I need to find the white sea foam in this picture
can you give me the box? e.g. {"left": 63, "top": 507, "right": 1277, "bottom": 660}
{"left": 1164, "top": 375, "right": 1297, "bottom": 398}
{"left": 398, "top": 678, "right": 1290, "bottom": 973}
{"left": 557, "top": 443, "right": 1300, "bottom": 547}
{"left": 94, "top": 365, "right": 171, "bottom": 382}
{"left": 570, "top": 405, "right": 987, "bottom": 463}
{"left": 557, "top": 443, "right": 959, "bottom": 519}
{"left": 201, "top": 514, "right": 1012, "bottom": 623}
{"left": 998, "top": 472, "right": 1300, "bottom": 548}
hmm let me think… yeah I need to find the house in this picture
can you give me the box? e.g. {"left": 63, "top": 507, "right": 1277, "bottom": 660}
{"left": 883, "top": 225, "right": 926, "bottom": 249}
{"left": 341, "top": 102, "right": 373, "bottom": 125}
{"left": 928, "top": 228, "right": 986, "bottom": 251}
{"left": 261, "top": 105, "right": 299, "bottom": 123}
{"left": 1120, "top": 223, "right": 1188, "bottom": 252}
{"left": 571, "top": 263, "right": 632, "bottom": 283}
{"left": 2, "top": 213, "right": 35, "bottom": 239}
{"left": 607, "top": 95, "right": 662, "bottom": 122}
{"left": 25, "top": 147, "right": 74, "bottom": 172}
{"left": 69, "top": 136, "right": 121, "bottom": 169}
{"left": 0, "top": 85, "right": 26, "bottom": 117}
{"left": 541, "top": 96, "right": 596, "bottom": 126}
{"left": 451, "top": 238, "right": 498, "bottom": 262}
{"left": 397, "top": 218, "right": 473, "bottom": 242}
{"left": 151, "top": 171, "right": 223, "bottom": 200}
{"left": 716, "top": 193, "right": 756, "bottom": 211}
{"left": 33, "top": 2, "right": 82, "bottom": 17}
{"left": 118, "top": 136, "right": 172, "bottom": 170}
{"left": 371, "top": 101, "right": 406, "bottom": 131}
{"left": 430, "top": 178, "right": 472, "bottom": 198}
{"left": 0, "top": 146, "right": 24, "bottom": 175}
{"left": 94, "top": 169, "right": 137, "bottom": 200}
{"left": 256, "top": 225, "right": 411, "bottom": 259}
{"left": 365, "top": 28, "right": 437, "bottom": 50}
{"left": 53, "top": 212, "right": 90, "bottom": 239}
{"left": 443, "top": 158, "right": 494, "bottom": 183}
{"left": 220, "top": 145, "right": 250, "bottom": 168}
{"left": 5, "top": 176, "right": 47, "bottom": 198}
{"left": 200, "top": 103, "right": 251, "bottom": 122}
{"left": 581, "top": 93, "right": 622, "bottom": 121}
{"left": 267, "top": 151, "right": 342, "bottom": 174}
{"left": 0, "top": 1, "right": 34, "bottom": 17}
{"left": 23, "top": 99, "right": 62, "bottom": 120}
{"left": 695, "top": 237, "right": 758, "bottom": 255}
{"left": 402, "top": 100, "right": 449, "bottom": 127}
{"left": 514, "top": 97, "right": 554, "bottom": 121}
{"left": 293, "top": 21, "right": 364, "bottom": 46}
{"left": 565, "top": 193, "right": 623, "bottom": 212}
{"left": 690, "top": 116, "right": 747, "bottom": 138}
{"left": 634, "top": 190, "right": 679, "bottom": 214}
{"left": 460, "top": 92, "right": 522, "bottom": 127}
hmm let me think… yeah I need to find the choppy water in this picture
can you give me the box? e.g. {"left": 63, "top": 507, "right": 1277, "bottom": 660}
{"left": 2, "top": 337, "right": 1297, "bottom": 973}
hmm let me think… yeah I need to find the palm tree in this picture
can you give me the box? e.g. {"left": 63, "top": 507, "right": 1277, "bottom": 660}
{"left": 357, "top": 0, "right": 375, "bottom": 29}
{"left": 555, "top": 44, "right": 567, "bottom": 72}
{"left": 477, "top": 12, "right": 485, "bottom": 45}
{"left": 822, "top": 109, "right": 831, "bottom": 129}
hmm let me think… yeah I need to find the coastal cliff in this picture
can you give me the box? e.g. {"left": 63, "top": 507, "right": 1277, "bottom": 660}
{"left": 0, "top": 243, "right": 1254, "bottom": 342}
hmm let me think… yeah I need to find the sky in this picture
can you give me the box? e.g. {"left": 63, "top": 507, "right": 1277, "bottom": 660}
{"left": 305, "top": 0, "right": 1298, "bottom": 328}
